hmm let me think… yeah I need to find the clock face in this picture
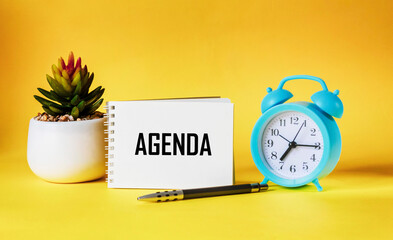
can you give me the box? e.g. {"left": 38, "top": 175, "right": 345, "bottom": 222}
{"left": 261, "top": 111, "right": 324, "bottom": 179}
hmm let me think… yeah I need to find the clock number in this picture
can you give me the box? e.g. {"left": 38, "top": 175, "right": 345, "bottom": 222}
{"left": 314, "top": 142, "right": 321, "bottom": 150}
{"left": 310, "top": 154, "right": 316, "bottom": 161}
{"left": 271, "top": 151, "right": 277, "bottom": 160}
{"left": 310, "top": 128, "right": 316, "bottom": 136}
{"left": 279, "top": 119, "right": 286, "bottom": 127}
{"left": 303, "top": 120, "right": 307, "bottom": 127}
{"left": 290, "top": 117, "right": 299, "bottom": 125}
{"left": 279, "top": 161, "right": 284, "bottom": 170}
{"left": 267, "top": 139, "right": 274, "bottom": 148}
{"left": 290, "top": 165, "right": 296, "bottom": 173}
{"left": 303, "top": 162, "right": 308, "bottom": 170}
{"left": 271, "top": 129, "right": 279, "bottom": 136}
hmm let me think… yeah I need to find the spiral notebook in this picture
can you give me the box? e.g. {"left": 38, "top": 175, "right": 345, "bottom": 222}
{"left": 105, "top": 97, "right": 234, "bottom": 189}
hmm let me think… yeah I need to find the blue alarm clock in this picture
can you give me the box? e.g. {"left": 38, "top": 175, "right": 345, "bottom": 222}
{"left": 250, "top": 75, "right": 343, "bottom": 191}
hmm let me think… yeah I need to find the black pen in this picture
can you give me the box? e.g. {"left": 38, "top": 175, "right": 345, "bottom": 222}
{"left": 137, "top": 183, "right": 268, "bottom": 202}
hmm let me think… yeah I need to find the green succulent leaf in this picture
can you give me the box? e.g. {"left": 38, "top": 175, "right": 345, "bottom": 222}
{"left": 46, "top": 74, "right": 70, "bottom": 97}
{"left": 42, "top": 105, "right": 58, "bottom": 116}
{"left": 77, "top": 100, "right": 86, "bottom": 112}
{"left": 71, "top": 95, "right": 80, "bottom": 106}
{"left": 71, "top": 72, "right": 81, "bottom": 87}
{"left": 73, "top": 80, "right": 82, "bottom": 96}
{"left": 60, "top": 77, "right": 73, "bottom": 93}
{"left": 81, "top": 67, "right": 86, "bottom": 79}
{"left": 37, "top": 88, "right": 70, "bottom": 106}
{"left": 71, "top": 106, "right": 80, "bottom": 119}
{"left": 49, "top": 106, "right": 64, "bottom": 114}
{"left": 85, "top": 88, "right": 105, "bottom": 106}
{"left": 80, "top": 72, "right": 89, "bottom": 88}
{"left": 83, "top": 86, "right": 101, "bottom": 102}
{"left": 83, "top": 98, "right": 103, "bottom": 115}
{"left": 81, "top": 72, "right": 94, "bottom": 96}
{"left": 37, "top": 88, "right": 58, "bottom": 101}
{"left": 34, "top": 95, "right": 65, "bottom": 110}
{"left": 49, "top": 91, "right": 71, "bottom": 106}
{"left": 50, "top": 90, "right": 67, "bottom": 102}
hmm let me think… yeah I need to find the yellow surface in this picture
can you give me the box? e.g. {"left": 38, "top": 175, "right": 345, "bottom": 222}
{"left": 1, "top": 151, "right": 393, "bottom": 239}
{"left": 0, "top": 0, "right": 392, "bottom": 239}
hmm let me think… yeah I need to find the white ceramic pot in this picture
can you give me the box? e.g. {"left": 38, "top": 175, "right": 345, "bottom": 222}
{"left": 27, "top": 118, "right": 106, "bottom": 183}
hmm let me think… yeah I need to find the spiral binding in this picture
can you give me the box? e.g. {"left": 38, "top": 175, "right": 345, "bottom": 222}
{"left": 105, "top": 103, "right": 116, "bottom": 184}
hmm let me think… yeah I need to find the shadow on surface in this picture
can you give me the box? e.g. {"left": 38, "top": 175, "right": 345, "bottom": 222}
{"left": 45, "top": 176, "right": 106, "bottom": 185}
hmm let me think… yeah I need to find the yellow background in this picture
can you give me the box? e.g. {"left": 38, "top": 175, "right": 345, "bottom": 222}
{"left": 0, "top": 0, "right": 392, "bottom": 239}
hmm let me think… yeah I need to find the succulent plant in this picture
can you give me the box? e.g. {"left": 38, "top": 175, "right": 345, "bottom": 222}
{"left": 34, "top": 52, "right": 104, "bottom": 119}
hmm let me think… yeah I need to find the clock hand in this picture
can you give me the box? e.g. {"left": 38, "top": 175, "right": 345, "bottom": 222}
{"left": 296, "top": 144, "right": 318, "bottom": 147}
{"left": 280, "top": 146, "right": 292, "bottom": 161}
{"left": 279, "top": 134, "right": 291, "bottom": 143}
{"left": 280, "top": 142, "right": 297, "bottom": 161}
{"left": 292, "top": 121, "right": 305, "bottom": 142}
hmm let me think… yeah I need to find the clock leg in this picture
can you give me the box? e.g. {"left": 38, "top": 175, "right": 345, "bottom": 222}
{"left": 261, "top": 177, "right": 269, "bottom": 184}
{"left": 312, "top": 179, "right": 323, "bottom": 191}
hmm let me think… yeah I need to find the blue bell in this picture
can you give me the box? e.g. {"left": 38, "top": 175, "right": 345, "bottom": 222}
{"left": 311, "top": 89, "right": 343, "bottom": 118}
{"left": 261, "top": 87, "right": 293, "bottom": 113}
